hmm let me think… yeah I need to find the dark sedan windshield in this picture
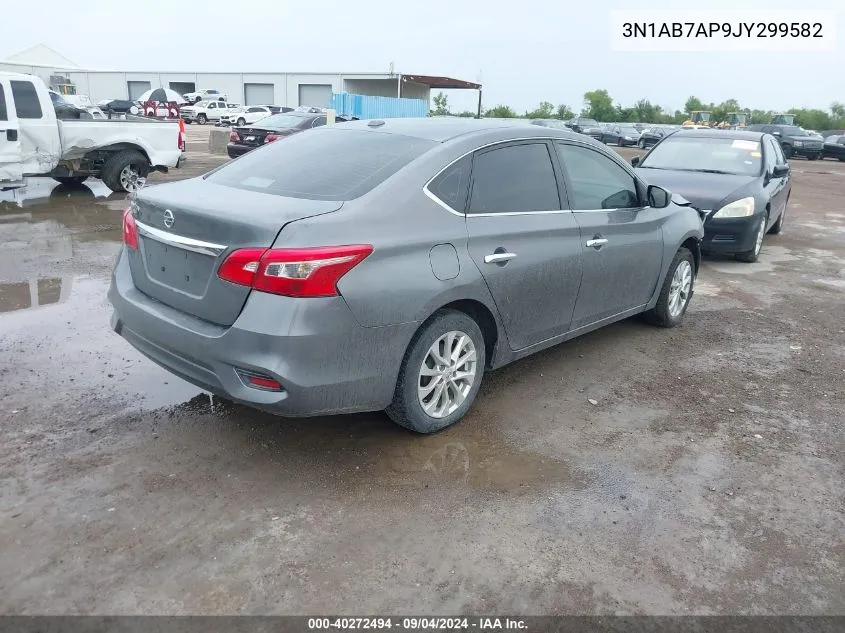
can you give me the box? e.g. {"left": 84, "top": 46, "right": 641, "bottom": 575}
{"left": 254, "top": 114, "right": 310, "bottom": 130}
{"left": 577, "top": 119, "right": 599, "bottom": 127}
{"left": 639, "top": 136, "right": 763, "bottom": 176}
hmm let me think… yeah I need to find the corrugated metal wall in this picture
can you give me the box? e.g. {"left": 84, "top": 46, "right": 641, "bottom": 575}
{"left": 330, "top": 92, "right": 428, "bottom": 119}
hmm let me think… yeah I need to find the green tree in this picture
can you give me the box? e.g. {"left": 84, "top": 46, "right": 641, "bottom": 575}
{"left": 582, "top": 89, "right": 616, "bottom": 122}
{"left": 456, "top": 110, "right": 476, "bottom": 118}
{"left": 484, "top": 105, "right": 517, "bottom": 118}
{"left": 524, "top": 101, "right": 555, "bottom": 119}
{"left": 684, "top": 96, "right": 705, "bottom": 115}
{"left": 556, "top": 104, "right": 575, "bottom": 120}
{"left": 431, "top": 92, "right": 450, "bottom": 116}
{"left": 830, "top": 102, "right": 845, "bottom": 125}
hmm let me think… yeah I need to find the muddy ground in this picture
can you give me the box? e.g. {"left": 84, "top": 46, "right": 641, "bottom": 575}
{"left": 1, "top": 124, "right": 843, "bottom": 615}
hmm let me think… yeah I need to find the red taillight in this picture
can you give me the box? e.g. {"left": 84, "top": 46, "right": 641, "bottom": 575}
{"left": 229, "top": 131, "right": 240, "bottom": 142}
{"left": 265, "top": 134, "right": 280, "bottom": 143}
{"left": 217, "top": 245, "right": 373, "bottom": 298}
{"left": 122, "top": 207, "right": 139, "bottom": 250}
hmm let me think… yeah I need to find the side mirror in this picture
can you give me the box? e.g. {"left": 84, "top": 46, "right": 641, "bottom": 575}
{"left": 631, "top": 156, "right": 641, "bottom": 167}
{"left": 647, "top": 184, "right": 671, "bottom": 208}
{"left": 772, "top": 164, "right": 790, "bottom": 177}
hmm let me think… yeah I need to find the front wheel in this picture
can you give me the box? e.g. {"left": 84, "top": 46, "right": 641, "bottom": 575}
{"left": 638, "top": 139, "right": 645, "bottom": 149}
{"left": 197, "top": 114, "right": 207, "bottom": 125}
{"left": 808, "top": 153, "right": 820, "bottom": 161}
{"left": 736, "top": 213, "right": 768, "bottom": 263}
{"left": 386, "top": 310, "right": 486, "bottom": 434}
{"left": 769, "top": 202, "right": 786, "bottom": 235}
{"left": 52, "top": 175, "right": 88, "bottom": 186}
{"left": 237, "top": 118, "right": 246, "bottom": 126}
{"left": 782, "top": 145, "right": 793, "bottom": 159}
{"left": 644, "top": 247, "right": 695, "bottom": 328}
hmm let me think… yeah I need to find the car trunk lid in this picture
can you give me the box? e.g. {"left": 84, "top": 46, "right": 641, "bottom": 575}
{"left": 126, "top": 178, "right": 343, "bottom": 325}
{"left": 234, "top": 127, "right": 297, "bottom": 147}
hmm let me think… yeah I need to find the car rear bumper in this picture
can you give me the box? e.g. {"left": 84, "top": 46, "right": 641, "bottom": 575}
{"left": 226, "top": 143, "right": 255, "bottom": 158}
{"left": 702, "top": 214, "right": 763, "bottom": 253}
{"left": 108, "top": 249, "right": 417, "bottom": 417}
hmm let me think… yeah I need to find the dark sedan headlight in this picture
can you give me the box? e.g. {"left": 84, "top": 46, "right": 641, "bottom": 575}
{"left": 712, "top": 197, "right": 755, "bottom": 218}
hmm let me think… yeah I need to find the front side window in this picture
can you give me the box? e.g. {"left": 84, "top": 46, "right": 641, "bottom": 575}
{"left": 555, "top": 142, "right": 640, "bottom": 210}
{"left": 468, "top": 143, "right": 561, "bottom": 214}
{"left": 0, "top": 84, "right": 7, "bottom": 121}
{"left": 10, "top": 81, "right": 43, "bottom": 119}
{"left": 768, "top": 137, "right": 787, "bottom": 165}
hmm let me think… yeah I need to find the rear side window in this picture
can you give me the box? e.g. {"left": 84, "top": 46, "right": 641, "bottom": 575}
{"left": 468, "top": 143, "right": 560, "bottom": 214}
{"left": 428, "top": 155, "right": 471, "bottom": 212}
{"left": 10, "top": 81, "right": 43, "bottom": 119}
{"left": 0, "top": 84, "right": 7, "bottom": 121}
{"left": 207, "top": 128, "right": 437, "bottom": 200}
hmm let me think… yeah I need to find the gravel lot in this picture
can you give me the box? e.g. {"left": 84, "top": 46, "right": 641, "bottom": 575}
{"left": 1, "top": 124, "right": 843, "bottom": 615}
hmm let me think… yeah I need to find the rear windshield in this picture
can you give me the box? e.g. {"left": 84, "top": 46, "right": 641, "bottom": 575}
{"left": 207, "top": 128, "right": 437, "bottom": 200}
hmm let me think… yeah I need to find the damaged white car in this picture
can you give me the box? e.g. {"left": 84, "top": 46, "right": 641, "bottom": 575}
{"left": 0, "top": 72, "right": 183, "bottom": 193}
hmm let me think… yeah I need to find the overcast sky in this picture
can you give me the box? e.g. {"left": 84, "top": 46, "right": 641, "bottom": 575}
{"left": 2, "top": 0, "right": 841, "bottom": 114}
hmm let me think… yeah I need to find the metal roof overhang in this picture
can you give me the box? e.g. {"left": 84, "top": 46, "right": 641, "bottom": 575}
{"left": 402, "top": 75, "right": 481, "bottom": 90}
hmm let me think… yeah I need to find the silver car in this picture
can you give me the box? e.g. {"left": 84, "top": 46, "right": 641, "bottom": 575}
{"left": 109, "top": 119, "right": 704, "bottom": 433}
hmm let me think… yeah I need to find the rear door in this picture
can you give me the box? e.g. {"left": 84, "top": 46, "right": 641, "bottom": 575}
{"left": 464, "top": 140, "right": 583, "bottom": 350}
{"left": 0, "top": 79, "right": 23, "bottom": 181}
{"left": 554, "top": 141, "right": 666, "bottom": 329}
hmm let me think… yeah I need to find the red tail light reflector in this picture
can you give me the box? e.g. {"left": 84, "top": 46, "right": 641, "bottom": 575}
{"left": 235, "top": 369, "right": 283, "bottom": 391}
{"left": 229, "top": 131, "right": 240, "bottom": 142}
{"left": 265, "top": 134, "right": 280, "bottom": 143}
{"left": 217, "top": 245, "right": 373, "bottom": 298}
{"left": 122, "top": 207, "right": 139, "bottom": 250}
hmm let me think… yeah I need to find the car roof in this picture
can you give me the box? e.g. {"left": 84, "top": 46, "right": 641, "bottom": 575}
{"left": 334, "top": 117, "right": 586, "bottom": 143}
{"left": 670, "top": 129, "right": 767, "bottom": 140}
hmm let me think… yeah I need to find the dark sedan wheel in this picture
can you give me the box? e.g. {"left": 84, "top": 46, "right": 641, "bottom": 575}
{"left": 736, "top": 213, "right": 768, "bottom": 263}
{"left": 782, "top": 145, "right": 793, "bottom": 159}
{"left": 769, "top": 203, "right": 786, "bottom": 235}
{"left": 808, "top": 154, "right": 820, "bottom": 161}
{"left": 638, "top": 138, "right": 646, "bottom": 149}
{"left": 644, "top": 248, "right": 695, "bottom": 328}
{"left": 386, "top": 309, "right": 486, "bottom": 434}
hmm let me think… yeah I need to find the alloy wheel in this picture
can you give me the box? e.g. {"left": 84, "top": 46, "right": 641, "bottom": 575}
{"left": 417, "top": 331, "right": 477, "bottom": 419}
{"left": 668, "top": 260, "right": 693, "bottom": 319}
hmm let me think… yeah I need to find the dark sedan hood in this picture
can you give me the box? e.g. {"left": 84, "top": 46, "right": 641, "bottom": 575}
{"left": 635, "top": 168, "right": 754, "bottom": 209}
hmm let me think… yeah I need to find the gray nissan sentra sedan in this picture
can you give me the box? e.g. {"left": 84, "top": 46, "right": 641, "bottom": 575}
{"left": 109, "top": 118, "right": 704, "bottom": 433}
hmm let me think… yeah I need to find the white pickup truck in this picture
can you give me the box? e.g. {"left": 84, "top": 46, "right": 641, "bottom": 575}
{"left": 180, "top": 100, "right": 240, "bottom": 125}
{"left": 0, "top": 72, "right": 183, "bottom": 193}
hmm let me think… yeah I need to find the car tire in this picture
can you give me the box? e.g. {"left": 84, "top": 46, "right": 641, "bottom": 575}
{"left": 386, "top": 309, "right": 486, "bottom": 434}
{"left": 101, "top": 149, "right": 149, "bottom": 193}
{"left": 644, "top": 247, "right": 695, "bottom": 328}
{"left": 735, "top": 212, "right": 768, "bottom": 263}
{"left": 839, "top": 157, "right": 845, "bottom": 162}
{"left": 237, "top": 118, "right": 246, "bottom": 126}
{"left": 52, "top": 175, "right": 88, "bottom": 186}
{"left": 808, "top": 153, "right": 819, "bottom": 161}
{"left": 197, "top": 114, "right": 207, "bottom": 125}
{"left": 782, "top": 145, "right": 793, "bottom": 159}
{"left": 768, "top": 201, "right": 787, "bottom": 235}
{"left": 638, "top": 139, "right": 645, "bottom": 149}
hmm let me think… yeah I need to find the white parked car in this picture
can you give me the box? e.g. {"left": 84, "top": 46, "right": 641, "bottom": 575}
{"left": 219, "top": 105, "right": 285, "bottom": 127}
{"left": 182, "top": 89, "right": 227, "bottom": 104}
{"left": 180, "top": 100, "right": 240, "bottom": 124}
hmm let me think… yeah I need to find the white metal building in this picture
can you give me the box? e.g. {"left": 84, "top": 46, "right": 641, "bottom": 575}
{"left": 0, "top": 44, "right": 481, "bottom": 110}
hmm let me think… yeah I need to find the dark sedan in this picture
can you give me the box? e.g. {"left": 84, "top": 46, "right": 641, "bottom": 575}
{"left": 600, "top": 124, "right": 641, "bottom": 146}
{"left": 227, "top": 112, "right": 341, "bottom": 158}
{"left": 637, "top": 126, "right": 674, "bottom": 149}
{"left": 633, "top": 129, "right": 790, "bottom": 263}
{"left": 822, "top": 135, "right": 845, "bottom": 161}
{"left": 566, "top": 117, "right": 601, "bottom": 136}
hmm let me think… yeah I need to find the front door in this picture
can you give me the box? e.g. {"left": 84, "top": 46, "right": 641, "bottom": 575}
{"left": 764, "top": 136, "right": 790, "bottom": 223}
{"left": 464, "top": 140, "right": 583, "bottom": 350}
{"left": 0, "top": 80, "right": 23, "bottom": 182}
{"left": 553, "top": 141, "right": 667, "bottom": 329}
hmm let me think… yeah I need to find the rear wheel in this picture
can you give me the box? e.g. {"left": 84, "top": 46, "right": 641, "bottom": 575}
{"left": 52, "top": 175, "right": 88, "bottom": 186}
{"left": 644, "top": 248, "right": 695, "bottom": 328}
{"left": 736, "top": 213, "right": 768, "bottom": 263}
{"left": 638, "top": 138, "right": 645, "bottom": 149}
{"left": 386, "top": 309, "right": 486, "bottom": 434}
{"left": 101, "top": 150, "right": 149, "bottom": 193}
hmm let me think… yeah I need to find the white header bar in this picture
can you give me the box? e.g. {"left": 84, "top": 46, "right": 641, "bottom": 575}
{"left": 610, "top": 11, "right": 837, "bottom": 52}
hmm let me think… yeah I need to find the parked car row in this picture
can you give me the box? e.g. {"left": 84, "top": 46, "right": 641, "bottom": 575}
{"left": 226, "top": 110, "right": 357, "bottom": 158}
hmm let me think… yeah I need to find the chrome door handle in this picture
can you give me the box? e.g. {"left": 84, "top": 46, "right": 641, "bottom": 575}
{"left": 484, "top": 252, "right": 517, "bottom": 264}
{"left": 586, "top": 238, "right": 608, "bottom": 248}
